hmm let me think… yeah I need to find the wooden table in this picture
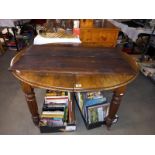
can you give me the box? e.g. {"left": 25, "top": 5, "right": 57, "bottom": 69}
{"left": 9, "top": 44, "right": 139, "bottom": 129}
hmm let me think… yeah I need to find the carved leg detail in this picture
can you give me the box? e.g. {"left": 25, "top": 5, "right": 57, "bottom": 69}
{"left": 105, "top": 86, "right": 126, "bottom": 129}
{"left": 20, "top": 82, "right": 39, "bottom": 126}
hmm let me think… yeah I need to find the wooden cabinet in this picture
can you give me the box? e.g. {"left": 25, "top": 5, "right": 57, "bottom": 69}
{"left": 80, "top": 19, "right": 94, "bottom": 28}
{"left": 80, "top": 20, "right": 120, "bottom": 47}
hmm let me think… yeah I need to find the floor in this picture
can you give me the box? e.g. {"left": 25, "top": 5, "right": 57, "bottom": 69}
{"left": 0, "top": 50, "right": 155, "bottom": 135}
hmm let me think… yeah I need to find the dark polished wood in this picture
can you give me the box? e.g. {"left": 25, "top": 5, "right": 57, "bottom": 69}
{"left": 20, "top": 82, "right": 39, "bottom": 125}
{"left": 10, "top": 45, "right": 134, "bottom": 74}
{"left": 105, "top": 86, "right": 126, "bottom": 129}
{"left": 9, "top": 44, "right": 138, "bottom": 92}
{"left": 10, "top": 44, "right": 139, "bottom": 129}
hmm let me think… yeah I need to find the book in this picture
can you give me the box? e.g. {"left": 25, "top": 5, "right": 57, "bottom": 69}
{"left": 84, "top": 97, "right": 107, "bottom": 107}
{"left": 87, "top": 103, "right": 110, "bottom": 124}
{"left": 63, "top": 106, "right": 68, "bottom": 122}
{"left": 46, "top": 90, "right": 68, "bottom": 96}
{"left": 41, "top": 110, "right": 64, "bottom": 118}
{"left": 42, "top": 105, "right": 65, "bottom": 111}
{"left": 45, "top": 97, "right": 69, "bottom": 104}
{"left": 76, "top": 92, "right": 84, "bottom": 111}
{"left": 68, "top": 100, "right": 73, "bottom": 123}
{"left": 43, "top": 103, "right": 66, "bottom": 107}
{"left": 40, "top": 114, "right": 64, "bottom": 119}
{"left": 76, "top": 91, "right": 107, "bottom": 114}
{"left": 39, "top": 118, "right": 64, "bottom": 127}
{"left": 42, "top": 111, "right": 64, "bottom": 115}
{"left": 45, "top": 90, "right": 69, "bottom": 104}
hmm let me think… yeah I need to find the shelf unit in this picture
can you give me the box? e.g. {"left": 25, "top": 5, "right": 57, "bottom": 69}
{"left": 39, "top": 90, "right": 76, "bottom": 133}
{"left": 75, "top": 91, "right": 113, "bottom": 130}
{"left": 0, "top": 22, "right": 36, "bottom": 51}
{"left": 0, "top": 27, "right": 20, "bottom": 51}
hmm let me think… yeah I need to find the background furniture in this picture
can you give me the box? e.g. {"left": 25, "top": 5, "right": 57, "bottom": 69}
{"left": 109, "top": 19, "right": 155, "bottom": 42}
{"left": 80, "top": 19, "right": 120, "bottom": 47}
{"left": 34, "top": 36, "right": 81, "bottom": 45}
{"left": 34, "top": 19, "right": 119, "bottom": 47}
{"left": 0, "top": 27, "right": 20, "bottom": 51}
{"left": 110, "top": 19, "right": 155, "bottom": 59}
{"left": 0, "top": 20, "right": 36, "bottom": 51}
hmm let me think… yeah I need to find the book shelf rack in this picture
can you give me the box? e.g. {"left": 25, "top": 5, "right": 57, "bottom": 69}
{"left": 39, "top": 90, "right": 115, "bottom": 132}
{"left": 39, "top": 90, "right": 76, "bottom": 133}
{"left": 76, "top": 100, "right": 107, "bottom": 130}
{"left": 75, "top": 91, "right": 112, "bottom": 130}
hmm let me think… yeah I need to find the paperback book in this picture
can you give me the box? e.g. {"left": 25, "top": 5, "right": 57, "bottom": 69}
{"left": 87, "top": 102, "right": 110, "bottom": 124}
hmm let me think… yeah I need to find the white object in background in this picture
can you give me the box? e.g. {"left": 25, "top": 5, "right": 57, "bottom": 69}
{"left": 34, "top": 34, "right": 81, "bottom": 45}
{"left": 0, "top": 19, "right": 15, "bottom": 27}
{"left": 102, "top": 19, "right": 105, "bottom": 27}
{"left": 73, "top": 20, "right": 80, "bottom": 28}
{"left": 0, "top": 19, "right": 31, "bottom": 27}
{"left": 65, "top": 125, "right": 76, "bottom": 131}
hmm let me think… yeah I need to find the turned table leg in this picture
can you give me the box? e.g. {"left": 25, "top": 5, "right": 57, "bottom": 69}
{"left": 105, "top": 86, "right": 126, "bottom": 129}
{"left": 20, "top": 82, "right": 39, "bottom": 126}
{"left": 68, "top": 92, "right": 76, "bottom": 124}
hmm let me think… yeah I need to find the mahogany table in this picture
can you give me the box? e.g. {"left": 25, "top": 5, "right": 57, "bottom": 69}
{"left": 9, "top": 44, "right": 139, "bottom": 129}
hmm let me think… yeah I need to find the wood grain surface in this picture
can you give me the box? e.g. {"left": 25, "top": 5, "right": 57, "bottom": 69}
{"left": 10, "top": 45, "right": 135, "bottom": 74}
{"left": 10, "top": 44, "right": 139, "bottom": 92}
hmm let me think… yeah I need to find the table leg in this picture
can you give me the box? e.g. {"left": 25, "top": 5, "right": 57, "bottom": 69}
{"left": 20, "top": 82, "right": 39, "bottom": 126}
{"left": 68, "top": 92, "right": 76, "bottom": 124}
{"left": 105, "top": 86, "right": 126, "bottom": 129}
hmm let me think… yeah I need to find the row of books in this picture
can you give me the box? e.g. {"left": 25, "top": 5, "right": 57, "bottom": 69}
{"left": 39, "top": 91, "right": 69, "bottom": 130}
{"left": 76, "top": 91, "right": 110, "bottom": 127}
{"left": 39, "top": 90, "right": 110, "bottom": 132}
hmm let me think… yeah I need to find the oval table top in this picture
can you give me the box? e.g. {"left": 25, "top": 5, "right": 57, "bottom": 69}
{"left": 9, "top": 44, "right": 139, "bottom": 92}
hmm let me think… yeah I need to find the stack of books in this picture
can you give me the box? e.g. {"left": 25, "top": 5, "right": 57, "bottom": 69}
{"left": 76, "top": 91, "right": 110, "bottom": 129}
{"left": 39, "top": 90, "right": 70, "bottom": 132}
